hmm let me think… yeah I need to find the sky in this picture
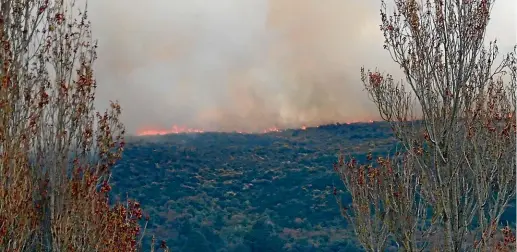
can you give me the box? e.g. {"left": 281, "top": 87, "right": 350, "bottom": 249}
{"left": 87, "top": 0, "right": 516, "bottom": 135}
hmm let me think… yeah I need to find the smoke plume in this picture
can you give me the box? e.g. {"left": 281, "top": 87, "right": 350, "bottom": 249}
{"left": 87, "top": 0, "right": 515, "bottom": 134}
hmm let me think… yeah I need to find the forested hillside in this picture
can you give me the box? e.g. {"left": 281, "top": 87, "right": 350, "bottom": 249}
{"left": 110, "top": 122, "right": 515, "bottom": 251}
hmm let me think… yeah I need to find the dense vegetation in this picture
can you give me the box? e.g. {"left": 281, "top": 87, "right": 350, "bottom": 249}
{"left": 109, "top": 122, "right": 515, "bottom": 251}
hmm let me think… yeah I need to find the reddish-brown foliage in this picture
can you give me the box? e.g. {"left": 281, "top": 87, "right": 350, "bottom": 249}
{"left": 335, "top": 0, "right": 516, "bottom": 251}
{"left": 0, "top": 0, "right": 167, "bottom": 251}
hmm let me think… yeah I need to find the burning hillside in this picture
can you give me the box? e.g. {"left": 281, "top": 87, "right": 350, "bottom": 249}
{"left": 91, "top": 0, "right": 386, "bottom": 136}
{"left": 137, "top": 125, "right": 282, "bottom": 136}
{"left": 136, "top": 119, "right": 376, "bottom": 136}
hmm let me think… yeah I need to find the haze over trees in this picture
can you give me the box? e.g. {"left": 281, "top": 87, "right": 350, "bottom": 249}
{"left": 334, "top": 0, "right": 516, "bottom": 251}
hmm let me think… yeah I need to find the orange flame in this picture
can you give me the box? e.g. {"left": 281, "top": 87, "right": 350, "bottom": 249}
{"left": 136, "top": 119, "right": 378, "bottom": 136}
{"left": 262, "top": 126, "right": 280, "bottom": 133}
{"left": 137, "top": 125, "right": 204, "bottom": 136}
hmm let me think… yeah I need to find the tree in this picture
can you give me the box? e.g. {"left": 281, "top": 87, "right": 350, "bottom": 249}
{"left": 334, "top": 0, "right": 516, "bottom": 251}
{"left": 181, "top": 230, "right": 213, "bottom": 252}
{"left": 244, "top": 217, "right": 284, "bottom": 252}
{"left": 230, "top": 243, "right": 252, "bottom": 252}
{"left": 0, "top": 0, "right": 156, "bottom": 251}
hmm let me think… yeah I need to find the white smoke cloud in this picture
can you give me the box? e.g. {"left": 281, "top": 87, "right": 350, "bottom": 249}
{"left": 86, "top": 0, "right": 515, "bottom": 134}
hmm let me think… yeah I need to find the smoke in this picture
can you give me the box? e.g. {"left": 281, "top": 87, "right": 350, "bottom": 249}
{"left": 87, "top": 0, "right": 515, "bottom": 134}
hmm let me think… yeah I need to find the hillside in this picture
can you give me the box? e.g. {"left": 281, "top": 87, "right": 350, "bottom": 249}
{"left": 109, "top": 122, "right": 515, "bottom": 251}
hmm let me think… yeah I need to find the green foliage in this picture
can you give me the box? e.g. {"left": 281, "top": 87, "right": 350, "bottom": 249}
{"left": 244, "top": 218, "right": 284, "bottom": 251}
{"left": 181, "top": 231, "right": 212, "bottom": 252}
{"left": 112, "top": 123, "right": 515, "bottom": 250}
{"left": 230, "top": 243, "right": 252, "bottom": 252}
{"left": 111, "top": 123, "right": 395, "bottom": 250}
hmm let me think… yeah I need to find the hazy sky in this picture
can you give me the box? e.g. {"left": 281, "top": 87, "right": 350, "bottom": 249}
{"left": 87, "top": 0, "right": 515, "bottom": 134}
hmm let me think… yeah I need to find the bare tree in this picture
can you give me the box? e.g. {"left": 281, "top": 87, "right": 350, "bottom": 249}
{"left": 334, "top": 0, "right": 516, "bottom": 251}
{"left": 0, "top": 0, "right": 166, "bottom": 251}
